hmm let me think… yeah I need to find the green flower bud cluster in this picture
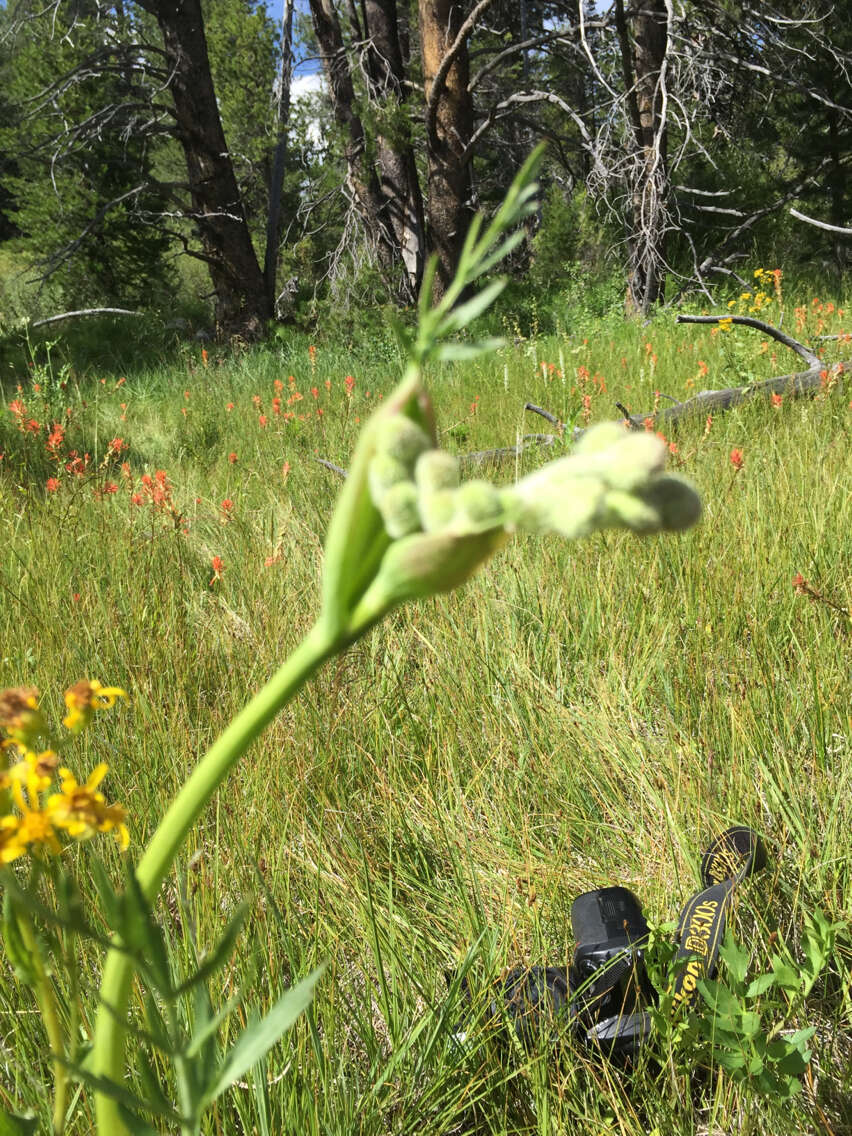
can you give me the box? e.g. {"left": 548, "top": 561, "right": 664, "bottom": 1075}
{"left": 368, "top": 420, "right": 512, "bottom": 540}
{"left": 503, "top": 422, "right": 702, "bottom": 539}
{"left": 320, "top": 371, "right": 701, "bottom": 644}
{"left": 367, "top": 417, "right": 701, "bottom": 548}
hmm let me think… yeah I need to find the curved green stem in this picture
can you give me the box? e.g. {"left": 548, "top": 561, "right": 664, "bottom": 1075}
{"left": 92, "top": 621, "right": 337, "bottom": 1134}
{"left": 17, "top": 911, "right": 67, "bottom": 1134}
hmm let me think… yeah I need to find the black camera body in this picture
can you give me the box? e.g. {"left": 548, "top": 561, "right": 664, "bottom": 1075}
{"left": 462, "top": 886, "right": 655, "bottom": 1056}
{"left": 568, "top": 886, "right": 654, "bottom": 1057}
{"left": 452, "top": 827, "right": 764, "bottom": 1061}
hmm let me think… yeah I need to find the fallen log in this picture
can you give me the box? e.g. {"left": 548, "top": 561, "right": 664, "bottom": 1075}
{"left": 315, "top": 315, "right": 849, "bottom": 474}
{"left": 617, "top": 314, "right": 847, "bottom": 430}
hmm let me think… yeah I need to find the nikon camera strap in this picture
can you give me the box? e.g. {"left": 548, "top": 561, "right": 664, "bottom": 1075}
{"left": 671, "top": 826, "right": 767, "bottom": 1012}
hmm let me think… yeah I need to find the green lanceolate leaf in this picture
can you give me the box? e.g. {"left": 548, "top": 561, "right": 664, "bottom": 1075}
{"left": 135, "top": 1051, "right": 176, "bottom": 1121}
{"left": 434, "top": 338, "right": 506, "bottom": 363}
{"left": 117, "top": 868, "right": 173, "bottom": 996}
{"left": 201, "top": 965, "right": 325, "bottom": 1107}
{"left": 61, "top": 1058, "right": 183, "bottom": 1123}
{"left": 184, "top": 991, "right": 243, "bottom": 1059}
{"left": 173, "top": 902, "right": 249, "bottom": 996}
{"left": 89, "top": 855, "right": 122, "bottom": 929}
{"left": 436, "top": 279, "right": 507, "bottom": 336}
{"left": 116, "top": 1106, "right": 164, "bottom": 1136}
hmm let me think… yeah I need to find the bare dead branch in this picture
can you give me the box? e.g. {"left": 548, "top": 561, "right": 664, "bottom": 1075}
{"left": 460, "top": 434, "right": 561, "bottom": 467}
{"left": 28, "top": 185, "right": 150, "bottom": 282}
{"left": 674, "top": 185, "right": 734, "bottom": 197}
{"left": 315, "top": 457, "right": 348, "bottom": 476}
{"left": 463, "top": 91, "right": 602, "bottom": 175}
{"left": 675, "top": 313, "right": 821, "bottom": 368}
{"left": 468, "top": 29, "right": 579, "bottom": 93}
{"left": 618, "top": 364, "right": 848, "bottom": 431}
{"left": 30, "top": 308, "right": 144, "bottom": 329}
{"left": 523, "top": 403, "right": 561, "bottom": 427}
{"left": 789, "top": 208, "right": 852, "bottom": 235}
{"left": 615, "top": 401, "right": 640, "bottom": 426}
{"left": 706, "top": 265, "right": 750, "bottom": 288}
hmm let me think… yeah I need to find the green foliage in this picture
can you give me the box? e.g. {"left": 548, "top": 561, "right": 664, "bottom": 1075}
{"left": 0, "top": 5, "right": 175, "bottom": 309}
{"left": 2, "top": 848, "right": 324, "bottom": 1135}
{"left": 530, "top": 185, "right": 613, "bottom": 290}
{"left": 202, "top": 0, "right": 279, "bottom": 236}
{"left": 649, "top": 913, "right": 844, "bottom": 1102}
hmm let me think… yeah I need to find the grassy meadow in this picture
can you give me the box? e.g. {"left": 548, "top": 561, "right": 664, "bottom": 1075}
{"left": 0, "top": 289, "right": 850, "bottom": 1134}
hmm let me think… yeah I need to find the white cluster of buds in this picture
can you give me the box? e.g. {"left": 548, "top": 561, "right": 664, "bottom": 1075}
{"left": 369, "top": 416, "right": 700, "bottom": 545}
{"left": 319, "top": 376, "right": 701, "bottom": 644}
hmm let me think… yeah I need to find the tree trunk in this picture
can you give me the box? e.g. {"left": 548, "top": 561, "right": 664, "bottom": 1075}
{"left": 264, "top": 0, "right": 295, "bottom": 309}
{"left": 420, "top": 0, "right": 475, "bottom": 298}
{"left": 308, "top": 0, "right": 397, "bottom": 276}
{"left": 616, "top": 0, "right": 669, "bottom": 316}
{"left": 364, "top": 0, "right": 425, "bottom": 301}
{"left": 142, "top": 0, "right": 271, "bottom": 339}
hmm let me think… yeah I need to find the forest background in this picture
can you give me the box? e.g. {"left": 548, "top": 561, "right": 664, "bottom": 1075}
{"left": 0, "top": 0, "right": 850, "bottom": 344}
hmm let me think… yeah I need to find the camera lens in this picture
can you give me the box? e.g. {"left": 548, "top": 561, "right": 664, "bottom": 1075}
{"left": 569, "top": 888, "right": 653, "bottom": 1058}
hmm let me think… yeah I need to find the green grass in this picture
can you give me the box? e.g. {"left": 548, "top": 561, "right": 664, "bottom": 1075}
{"left": 1, "top": 290, "right": 850, "bottom": 1134}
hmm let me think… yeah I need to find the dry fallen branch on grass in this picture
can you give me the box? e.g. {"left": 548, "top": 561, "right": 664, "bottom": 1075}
{"left": 532, "top": 314, "right": 848, "bottom": 440}
{"left": 316, "top": 315, "right": 849, "bottom": 475}
{"left": 627, "top": 313, "right": 849, "bottom": 430}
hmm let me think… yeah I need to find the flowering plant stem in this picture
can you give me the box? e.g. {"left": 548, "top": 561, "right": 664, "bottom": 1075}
{"left": 16, "top": 906, "right": 68, "bottom": 1134}
{"left": 92, "top": 621, "right": 338, "bottom": 1133}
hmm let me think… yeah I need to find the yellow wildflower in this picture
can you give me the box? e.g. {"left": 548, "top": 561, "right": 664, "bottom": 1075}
{"left": 8, "top": 779, "right": 61, "bottom": 858}
{"left": 63, "top": 680, "right": 128, "bottom": 733}
{"left": 719, "top": 318, "right": 734, "bottom": 332}
{"left": 0, "top": 687, "right": 46, "bottom": 748}
{"left": 46, "top": 764, "right": 129, "bottom": 850}
{"left": 0, "top": 814, "right": 24, "bottom": 864}
{"left": 0, "top": 750, "right": 59, "bottom": 795}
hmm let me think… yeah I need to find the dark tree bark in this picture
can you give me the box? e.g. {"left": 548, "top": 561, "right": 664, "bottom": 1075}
{"left": 139, "top": 0, "right": 271, "bottom": 339}
{"left": 615, "top": 0, "right": 669, "bottom": 316}
{"left": 420, "top": 0, "right": 477, "bottom": 298}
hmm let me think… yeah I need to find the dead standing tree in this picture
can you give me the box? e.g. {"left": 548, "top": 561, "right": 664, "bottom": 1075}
{"left": 614, "top": 0, "right": 670, "bottom": 315}
{"left": 309, "top": 0, "right": 501, "bottom": 302}
{"left": 558, "top": 0, "right": 852, "bottom": 315}
{"left": 308, "top": 0, "right": 426, "bottom": 301}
